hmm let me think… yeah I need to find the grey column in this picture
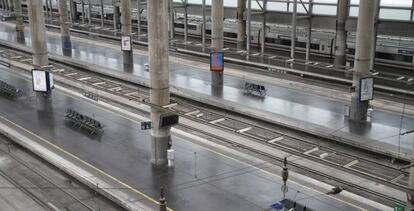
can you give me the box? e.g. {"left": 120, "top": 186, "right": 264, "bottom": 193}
{"left": 247, "top": 0, "right": 251, "bottom": 59}
{"left": 261, "top": 0, "right": 267, "bottom": 56}
{"left": 409, "top": 143, "right": 414, "bottom": 210}
{"left": 305, "top": 0, "right": 313, "bottom": 62}
{"left": 28, "top": 0, "right": 49, "bottom": 67}
{"left": 69, "top": 0, "right": 77, "bottom": 22}
{"left": 113, "top": 1, "right": 120, "bottom": 30}
{"left": 183, "top": 0, "right": 188, "bottom": 41}
{"left": 169, "top": 0, "right": 174, "bottom": 39}
{"left": 87, "top": 0, "right": 92, "bottom": 26}
{"left": 7, "top": 0, "right": 12, "bottom": 11}
{"left": 211, "top": 0, "right": 224, "bottom": 88}
{"left": 81, "top": 0, "right": 85, "bottom": 24}
{"left": 14, "top": 0, "right": 25, "bottom": 43}
{"left": 59, "top": 0, "right": 72, "bottom": 56}
{"left": 120, "top": 0, "right": 133, "bottom": 68}
{"left": 148, "top": 0, "right": 171, "bottom": 166}
{"left": 370, "top": 0, "right": 380, "bottom": 71}
{"left": 137, "top": 0, "right": 142, "bottom": 35}
{"left": 334, "top": 0, "right": 349, "bottom": 66}
{"left": 237, "top": 0, "right": 246, "bottom": 50}
{"left": 100, "top": 0, "right": 105, "bottom": 28}
{"left": 49, "top": 0, "right": 53, "bottom": 23}
{"left": 290, "top": 0, "right": 297, "bottom": 60}
{"left": 201, "top": 0, "right": 206, "bottom": 48}
{"left": 349, "top": 0, "right": 377, "bottom": 121}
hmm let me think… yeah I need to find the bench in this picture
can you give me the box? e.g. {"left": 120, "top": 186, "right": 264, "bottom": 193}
{"left": 244, "top": 82, "right": 266, "bottom": 97}
{"left": 0, "top": 80, "right": 22, "bottom": 97}
{"left": 65, "top": 109, "right": 104, "bottom": 135}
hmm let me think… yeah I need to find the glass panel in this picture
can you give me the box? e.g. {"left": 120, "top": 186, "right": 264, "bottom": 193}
{"left": 267, "top": 2, "right": 288, "bottom": 12}
{"left": 349, "top": 6, "right": 359, "bottom": 17}
{"left": 312, "top": 4, "right": 337, "bottom": 15}
{"left": 379, "top": 8, "right": 411, "bottom": 20}
{"left": 381, "top": 0, "right": 412, "bottom": 7}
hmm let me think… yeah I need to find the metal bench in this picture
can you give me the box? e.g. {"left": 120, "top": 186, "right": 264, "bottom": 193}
{"left": 65, "top": 109, "right": 104, "bottom": 135}
{"left": 0, "top": 80, "right": 22, "bottom": 97}
{"left": 244, "top": 82, "right": 266, "bottom": 97}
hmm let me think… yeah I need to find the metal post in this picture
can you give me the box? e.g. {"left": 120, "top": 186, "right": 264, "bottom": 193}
{"left": 169, "top": 0, "right": 175, "bottom": 39}
{"left": 59, "top": 0, "right": 72, "bottom": 56}
{"left": 137, "top": 0, "right": 142, "bottom": 35}
{"left": 45, "top": 0, "right": 50, "bottom": 18}
{"left": 159, "top": 188, "right": 167, "bottom": 211}
{"left": 349, "top": 0, "right": 377, "bottom": 121}
{"left": 113, "top": 1, "right": 120, "bottom": 30}
{"left": 14, "top": 0, "right": 25, "bottom": 43}
{"left": 202, "top": 0, "right": 206, "bottom": 49}
{"left": 290, "top": 0, "right": 297, "bottom": 60}
{"left": 334, "top": 0, "right": 349, "bottom": 66}
{"left": 370, "top": 0, "right": 380, "bottom": 71}
{"left": 148, "top": 0, "right": 171, "bottom": 166}
{"left": 100, "top": 0, "right": 105, "bottom": 28}
{"left": 87, "top": 0, "right": 92, "bottom": 26}
{"left": 211, "top": 0, "right": 224, "bottom": 88}
{"left": 183, "top": 0, "right": 188, "bottom": 41}
{"left": 261, "top": 0, "right": 267, "bottom": 56}
{"left": 49, "top": 0, "right": 53, "bottom": 23}
{"left": 247, "top": 0, "right": 251, "bottom": 59}
{"left": 28, "top": 0, "right": 49, "bottom": 67}
{"left": 305, "top": 0, "right": 313, "bottom": 62}
{"left": 408, "top": 143, "right": 414, "bottom": 210}
{"left": 237, "top": 0, "right": 246, "bottom": 50}
{"left": 69, "top": 0, "right": 76, "bottom": 22}
{"left": 81, "top": 0, "right": 85, "bottom": 24}
{"left": 121, "top": 0, "right": 133, "bottom": 69}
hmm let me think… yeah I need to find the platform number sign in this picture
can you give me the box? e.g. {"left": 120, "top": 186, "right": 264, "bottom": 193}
{"left": 121, "top": 36, "right": 132, "bottom": 51}
{"left": 359, "top": 77, "right": 374, "bottom": 102}
{"left": 141, "top": 121, "right": 152, "bottom": 130}
{"left": 210, "top": 51, "right": 224, "bottom": 71}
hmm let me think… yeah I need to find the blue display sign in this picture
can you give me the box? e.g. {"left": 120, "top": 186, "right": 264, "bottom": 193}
{"left": 210, "top": 51, "right": 224, "bottom": 71}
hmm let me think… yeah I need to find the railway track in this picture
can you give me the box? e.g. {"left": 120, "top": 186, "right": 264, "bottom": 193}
{"left": 0, "top": 44, "right": 410, "bottom": 206}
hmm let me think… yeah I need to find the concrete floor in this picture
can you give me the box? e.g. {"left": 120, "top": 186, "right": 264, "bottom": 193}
{"left": 0, "top": 22, "right": 413, "bottom": 158}
{"left": 0, "top": 66, "right": 386, "bottom": 210}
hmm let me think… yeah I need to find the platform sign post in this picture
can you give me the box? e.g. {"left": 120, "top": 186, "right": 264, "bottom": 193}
{"left": 210, "top": 51, "right": 224, "bottom": 71}
{"left": 359, "top": 77, "right": 374, "bottom": 102}
{"left": 121, "top": 35, "right": 132, "bottom": 51}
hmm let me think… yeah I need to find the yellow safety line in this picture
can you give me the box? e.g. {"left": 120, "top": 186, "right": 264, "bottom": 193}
{"left": 0, "top": 115, "right": 173, "bottom": 211}
{"left": 64, "top": 91, "right": 369, "bottom": 211}
{"left": 0, "top": 66, "right": 368, "bottom": 210}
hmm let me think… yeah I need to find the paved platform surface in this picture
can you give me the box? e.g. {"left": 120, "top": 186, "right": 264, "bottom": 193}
{"left": 0, "top": 22, "right": 413, "bottom": 159}
{"left": 0, "top": 64, "right": 389, "bottom": 211}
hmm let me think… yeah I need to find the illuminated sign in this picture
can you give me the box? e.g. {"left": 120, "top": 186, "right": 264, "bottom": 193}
{"left": 32, "top": 70, "right": 54, "bottom": 92}
{"left": 210, "top": 51, "right": 224, "bottom": 71}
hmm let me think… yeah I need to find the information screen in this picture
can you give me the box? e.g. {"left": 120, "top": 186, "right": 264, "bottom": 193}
{"left": 32, "top": 70, "right": 47, "bottom": 92}
{"left": 210, "top": 51, "right": 224, "bottom": 71}
{"left": 359, "top": 77, "right": 374, "bottom": 102}
{"left": 121, "top": 36, "right": 132, "bottom": 51}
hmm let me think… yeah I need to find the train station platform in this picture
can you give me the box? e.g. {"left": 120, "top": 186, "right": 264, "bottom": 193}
{"left": 0, "top": 62, "right": 391, "bottom": 210}
{"left": 0, "top": 21, "right": 413, "bottom": 161}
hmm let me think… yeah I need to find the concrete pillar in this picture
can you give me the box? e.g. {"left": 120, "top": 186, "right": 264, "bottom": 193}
{"left": 49, "top": 0, "right": 53, "bottom": 23}
{"left": 59, "top": 0, "right": 72, "bottom": 56}
{"left": 169, "top": 0, "right": 174, "bottom": 39}
{"left": 237, "top": 0, "right": 246, "bottom": 50}
{"left": 100, "top": 0, "right": 105, "bottom": 28}
{"left": 28, "top": 0, "right": 49, "bottom": 67}
{"left": 183, "top": 0, "right": 188, "bottom": 41}
{"left": 305, "top": 0, "right": 313, "bottom": 62}
{"left": 120, "top": 0, "right": 133, "bottom": 69}
{"left": 247, "top": 0, "right": 251, "bottom": 59}
{"left": 14, "top": 0, "right": 25, "bottom": 43}
{"left": 290, "top": 0, "right": 297, "bottom": 60}
{"left": 261, "top": 0, "right": 267, "bottom": 56}
{"left": 7, "top": 0, "right": 12, "bottom": 11}
{"left": 211, "top": 0, "right": 224, "bottom": 88}
{"left": 148, "top": 0, "right": 171, "bottom": 166}
{"left": 201, "top": 0, "right": 206, "bottom": 48}
{"left": 137, "top": 0, "right": 142, "bottom": 35}
{"left": 113, "top": 3, "right": 120, "bottom": 30}
{"left": 87, "top": 0, "right": 92, "bottom": 26}
{"left": 69, "top": 0, "right": 78, "bottom": 22}
{"left": 370, "top": 0, "right": 380, "bottom": 71}
{"left": 334, "top": 0, "right": 349, "bottom": 66}
{"left": 81, "top": 0, "right": 85, "bottom": 24}
{"left": 349, "top": 0, "right": 377, "bottom": 121}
